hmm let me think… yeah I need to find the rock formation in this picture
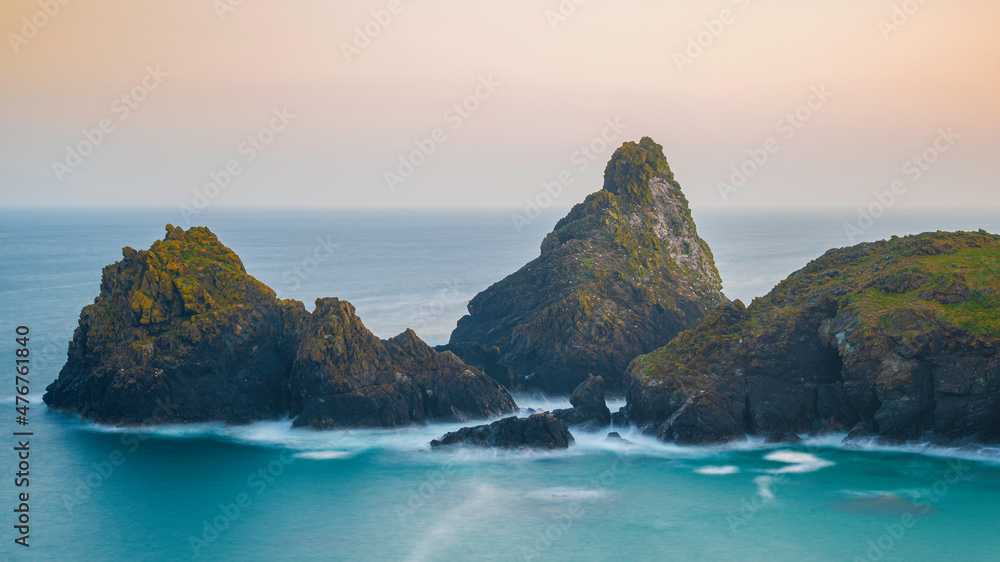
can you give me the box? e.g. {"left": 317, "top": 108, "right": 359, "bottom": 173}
{"left": 623, "top": 230, "right": 1000, "bottom": 445}
{"left": 288, "top": 299, "right": 515, "bottom": 428}
{"left": 43, "top": 225, "right": 516, "bottom": 428}
{"left": 448, "top": 137, "right": 725, "bottom": 393}
{"left": 551, "top": 374, "right": 612, "bottom": 429}
{"left": 430, "top": 413, "right": 574, "bottom": 449}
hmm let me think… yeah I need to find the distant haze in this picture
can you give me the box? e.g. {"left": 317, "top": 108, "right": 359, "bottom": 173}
{"left": 1, "top": 0, "right": 998, "bottom": 213}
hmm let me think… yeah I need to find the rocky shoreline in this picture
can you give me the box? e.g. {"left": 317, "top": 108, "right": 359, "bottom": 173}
{"left": 44, "top": 138, "right": 1000, "bottom": 449}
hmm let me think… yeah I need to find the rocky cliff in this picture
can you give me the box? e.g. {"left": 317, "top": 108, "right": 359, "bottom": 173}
{"left": 43, "top": 225, "right": 515, "bottom": 427}
{"left": 623, "top": 230, "right": 1000, "bottom": 445}
{"left": 448, "top": 137, "right": 725, "bottom": 393}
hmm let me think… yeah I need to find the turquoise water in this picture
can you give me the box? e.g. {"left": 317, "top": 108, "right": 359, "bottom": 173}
{"left": 2, "top": 208, "right": 1000, "bottom": 561}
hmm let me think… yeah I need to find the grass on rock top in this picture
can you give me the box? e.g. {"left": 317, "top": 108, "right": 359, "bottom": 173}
{"left": 630, "top": 230, "right": 1000, "bottom": 384}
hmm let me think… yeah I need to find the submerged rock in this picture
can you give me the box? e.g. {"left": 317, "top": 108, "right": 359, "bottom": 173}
{"left": 550, "top": 374, "right": 612, "bottom": 429}
{"left": 430, "top": 413, "right": 574, "bottom": 450}
{"left": 624, "top": 230, "right": 1000, "bottom": 445}
{"left": 43, "top": 225, "right": 516, "bottom": 428}
{"left": 448, "top": 138, "right": 725, "bottom": 393}
{"left": 605, "top": 431, "right": 630, "bottom": 443}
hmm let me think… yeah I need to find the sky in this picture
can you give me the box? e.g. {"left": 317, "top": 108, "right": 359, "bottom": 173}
{"left": 1, "top": 0, "right": 998, "bottom": 213}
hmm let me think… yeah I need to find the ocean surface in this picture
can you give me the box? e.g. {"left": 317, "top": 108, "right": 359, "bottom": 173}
{"left": 2, "top": 207, "right": 1000, "bottom": 561}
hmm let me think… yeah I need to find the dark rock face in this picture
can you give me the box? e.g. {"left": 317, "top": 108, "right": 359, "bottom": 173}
{"left": 43, "top": 225, "right": 516, "bottom": 428}
{"left": 551, "top": 374, "right": 612, "bottom": 429}
{"left": 448, "top": 138, "right": 725, "bottom": 394}
{"left": 434, "top": 342, "right": 515, "bottom": 389}
{"left": 430, "top": 413, "right": 574, "bottom": 449}
{"left": 624, "top": 231, "right": 1000, "bottom": 445}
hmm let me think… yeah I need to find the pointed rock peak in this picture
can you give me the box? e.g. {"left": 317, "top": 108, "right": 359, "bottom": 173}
{"left": 387, "top": 328, "right": 433, "bottom": 357}
{"left": 388, "top": 328, "right": 424, "bottom": 347}
{"left": 602, "top": 137, "right": 673, "bottom": 202}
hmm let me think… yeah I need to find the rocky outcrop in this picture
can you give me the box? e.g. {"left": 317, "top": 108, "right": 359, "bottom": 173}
{"left": 430, "top": 413, "right": 574, "bottom": 449}
{"left": 289, "top": 299, "right": 515, "bottom": 428}
{"left": 551, "top": 374, "right": 612, "bottom": 429}
{"left": 448, "top": 138, "right": 725, "bottom": 393}
{"left": 42, "top": 225, "right": 295, "bottom": 424}
{"left": 43, "top": 225, "right": 516, "bottom": 428}
{"left": 623, "top": 231, "right": 1000, "bottom": 445}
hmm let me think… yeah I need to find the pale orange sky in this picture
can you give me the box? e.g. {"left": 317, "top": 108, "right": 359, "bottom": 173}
{"left": 1, "top": 0, "right": 998, "bottom": 211}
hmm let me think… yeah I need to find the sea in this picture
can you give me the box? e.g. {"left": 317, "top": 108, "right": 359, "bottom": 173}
{"left": 2, "top": 207, "right": 1000, "bottom": 561}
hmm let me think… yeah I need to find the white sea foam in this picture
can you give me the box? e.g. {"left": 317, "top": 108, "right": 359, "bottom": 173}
{"left": 293, "top": 451, "right": 355, "bottom": 460}
{"left": 836, "top": 435, "right": 1000, "bottom": 465}
{"left": 57, "top": 407, "right": 1000, "bottom": 468}
{"left": 754, "top": 475, "right": 776, "bottom": 501}
{"left": 509, "top": 392, "right": 627, "bottom": 416}
{"left": 695, "top": 465, "right": 740, "bottom": 475}
{"left": 763, "top": 450, "right": 835, "bottom": 474}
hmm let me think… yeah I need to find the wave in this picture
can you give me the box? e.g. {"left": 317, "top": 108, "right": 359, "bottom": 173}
{"left": 836, "top": 435, "right": 1000, "bottom": 465}
{"left": 56, "top": 408, "right": 1000, "bottom": 467}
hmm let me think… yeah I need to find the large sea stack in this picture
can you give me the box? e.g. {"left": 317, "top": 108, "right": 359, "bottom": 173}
{"left": 623, "top": 230, "right": 1000, "bottom": 445}
{"left": 43, "top": 225, "right": 515, "bottom": 427}
{"left": 445, "top": 137, "right": 725, "bottom": 393}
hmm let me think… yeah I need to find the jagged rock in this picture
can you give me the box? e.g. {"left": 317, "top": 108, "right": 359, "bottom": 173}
{"left": 624, "top": 231, "right": 1000, "bottom": 445}
{"left": 448, "top": 138, "right": 725, "bottom": 393}
{"left": 550, "top": 374, "right": 612, "bottom": 429}
{"left": 43, "top": 225, "right": 516, "bottom": 428}
{"left": 430, "top": 413, "right": 574, "bottom": 449}
{"left": 434, "top": 342, "right": 514, "bottom": 389}
{"left": 289, "top": 299, "right": 515, "bottom": 429}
